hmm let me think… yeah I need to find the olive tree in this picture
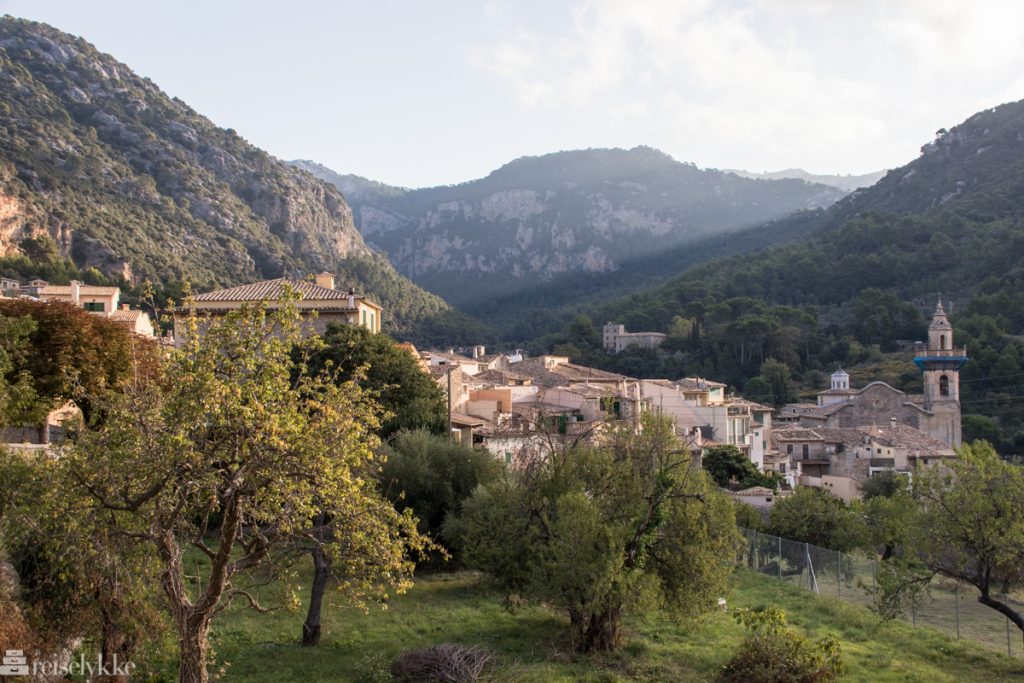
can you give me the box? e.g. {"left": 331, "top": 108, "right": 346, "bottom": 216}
{"left": 915, "top": 442, "right": 1024, "bottom": 640}
{"left": 62, "top": 298, "right": 431, "bottom": 682}
{"left": 454, "top": 413, "right": 739, "bottom": 652}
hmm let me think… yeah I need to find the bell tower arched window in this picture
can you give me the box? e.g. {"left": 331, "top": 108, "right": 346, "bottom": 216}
{"left": 939, "top": 375, "right": 950, "bottom": 397}
{"left": 940, "top": 334, "right": 946, "bottom": 350}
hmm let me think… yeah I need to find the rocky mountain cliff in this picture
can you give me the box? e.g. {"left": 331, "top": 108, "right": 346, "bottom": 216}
{"left": 0, "top": 17, "right": 474, "bottom": 343}
{"left": 296, "top": 148, "right": 845, "bottom": 308}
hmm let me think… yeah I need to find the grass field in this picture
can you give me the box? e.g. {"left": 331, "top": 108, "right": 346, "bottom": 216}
{"left": 202, "top": 568, "right": 1024, "bottom": 682}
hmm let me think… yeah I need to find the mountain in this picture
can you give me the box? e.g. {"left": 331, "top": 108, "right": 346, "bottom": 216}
{"left": 297, "top": 148, "right": 846, "bottom": 308}
{"left": 551, "top": 99, "right": 1024, "bottom": 451}
{"left": 594, "top": 98, "right": 1024, "bottom": 333}
{"left": 0, "top": 17, "right": 482, "bottom": 344}
{"left": 723, "top": 168, "right": 887, "bottom": 193}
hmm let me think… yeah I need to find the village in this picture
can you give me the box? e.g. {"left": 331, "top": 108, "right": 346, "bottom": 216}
{"left": 1, "top": 272, "right": 967, "bottom": 510}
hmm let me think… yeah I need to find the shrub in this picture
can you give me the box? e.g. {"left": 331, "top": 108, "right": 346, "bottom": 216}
{"left": 719, "top": 607, "right": 844, "bottom": 683}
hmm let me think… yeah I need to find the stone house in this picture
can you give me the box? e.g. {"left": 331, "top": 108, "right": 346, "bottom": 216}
{"left": 172, "top": 273, "right": 382, "bottom": 347}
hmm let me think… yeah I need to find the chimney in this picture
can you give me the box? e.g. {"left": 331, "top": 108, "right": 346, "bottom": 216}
{"left": 121, "top": 303, "right": 130, "bottom": 310}
{"left": 472, "top": 345, "right": 486, "bottom": 359}
{"left": 315, "top": 272, "right": 335, "bottom": 290}
{"left": 70, "top": 280, "right": 81, "bottom": 305}
{"left": 890, "top": 416, "right": 897, "bottom": 429}
{"left": 347, "top": 287, "right": 356, "bottom": 308}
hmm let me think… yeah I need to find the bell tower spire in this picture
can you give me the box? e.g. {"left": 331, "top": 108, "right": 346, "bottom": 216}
{"left": 914, "top": 298, "right": 968, "bottom": 446}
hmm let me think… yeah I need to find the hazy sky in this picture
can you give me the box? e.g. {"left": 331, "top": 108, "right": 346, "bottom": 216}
{"left": 3, "top": 0, "right": 1023, "bottom": 188}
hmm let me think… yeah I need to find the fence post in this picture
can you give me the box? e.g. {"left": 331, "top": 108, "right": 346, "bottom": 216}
{"left": 752, "top": 530, "right": 757, "bottom": 570}
{"left": 837, "top": 551, "right": 842, "bottom": 599}
{"left": 954, "top": 583, "right": 960, "bottom": 640}
{"left": 778, "top": 535, "right": 782, "bottom": 581}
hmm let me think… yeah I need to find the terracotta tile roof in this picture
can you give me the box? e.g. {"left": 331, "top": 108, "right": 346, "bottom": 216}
{"left": 859, "top": 424, "right": 954, "bottom": 454}
{"left": 193, "top": 278, "right": 374, "bottom": 305}
{"left": 677, "top": 377, "right": 726, "bottom": 390}
{"left": 39, "top": 285, "right": 120, "bottom": 296}
{"left": 108, "top": 309, "right": 147, "bottom": 323}
{"left": 507, "top": 358, "right": 631, "bottom": 387}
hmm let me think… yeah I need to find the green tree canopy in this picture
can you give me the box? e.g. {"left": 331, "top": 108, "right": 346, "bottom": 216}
{"left": 702, "top": 445, "right": 777, "bottom": 491}
{"left": 308, "top": 323, "right": 446, "bottom": 438}
{"left": 53, "top": 298, "right": 431, "bottom": 682}
{"left": 453, "top": 414, "right": 740, "bottom": 652}
{"left": 768, "top": 487, "right": 865, "bottom": 553}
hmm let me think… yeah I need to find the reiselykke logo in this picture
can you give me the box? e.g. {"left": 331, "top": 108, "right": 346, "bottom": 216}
{"left": 0, "top": 650, "right": 134, "bottom": 678}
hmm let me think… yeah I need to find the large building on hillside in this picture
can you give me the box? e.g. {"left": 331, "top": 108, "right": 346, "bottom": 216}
{"left": 779, "top": 300, "right": 967, "bottom": 447}
{"left": 602, "top": 322, "right": 666, "bottom": 353}
{"left": 173, "top": 272, "right": 382, "bottom": 347}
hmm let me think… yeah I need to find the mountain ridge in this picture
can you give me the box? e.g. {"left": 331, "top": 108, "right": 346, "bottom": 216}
{"left": 0, "top": 16, "right": 480, "bottom": 344}
{"left": 296, "top": 147, "right": 846, "bottom": 308}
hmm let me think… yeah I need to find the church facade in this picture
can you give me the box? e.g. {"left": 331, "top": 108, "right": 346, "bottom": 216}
{"left": 779, "top": 300, "right": 967, "bottom": 447}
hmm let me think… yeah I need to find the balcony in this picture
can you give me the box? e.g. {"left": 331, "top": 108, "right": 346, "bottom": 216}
{"left": 914, "top": 347, "right": 967, "bottom": 358}
{"left": 913, "top": 347, "right": 968, "bottom": 370}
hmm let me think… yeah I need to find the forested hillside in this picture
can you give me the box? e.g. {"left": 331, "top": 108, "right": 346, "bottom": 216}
{"left": 0, "top": 17, "right": 483, "bottom": 344}
{"left": 545, "top": 99, "right": 1024, "bottom": 454}
{"left": 300, "top": 147, "right": 845, "bottom": 308}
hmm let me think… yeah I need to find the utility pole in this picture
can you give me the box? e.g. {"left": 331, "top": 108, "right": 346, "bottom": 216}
{"left": 447, "top": 366, "right": 454, "bottom": 441}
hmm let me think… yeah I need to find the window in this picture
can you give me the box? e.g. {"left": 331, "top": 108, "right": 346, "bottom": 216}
{"left": 361, "top": 310, "right": 367, "bottom": 326}
{"left": 802, "top": 444, "right": 809, "bottom": 458}
{"left": 779, "top": 463, "right": 786, "bottom": 474}
{"left": 83, "top": 302, "right": 105, "bottom": 312}
{"left": 939, "top": 375, "right": 950, "bottom": 397}
{"left": 504, "top": 452, "right": 512, "bottom": 464}
{"left": 787, "top": 444, "right": 793, "bottom": 455}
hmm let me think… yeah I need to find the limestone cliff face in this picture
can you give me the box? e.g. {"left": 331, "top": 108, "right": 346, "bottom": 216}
{"left": 300, "top": 148, "right": 845, "bottom": 306}
{"left": 0, "top": 18, "right": 469, "bottom": 344}
{"left": 0, "top": 17, "right": 370, "bottom": 285}
{"left": 0, "top": 185, "right": 32, "bottom": 257}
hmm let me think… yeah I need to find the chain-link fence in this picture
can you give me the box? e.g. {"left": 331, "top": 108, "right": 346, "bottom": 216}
{"left": 739, "top": 528, "right": 1023, "bottom": 658}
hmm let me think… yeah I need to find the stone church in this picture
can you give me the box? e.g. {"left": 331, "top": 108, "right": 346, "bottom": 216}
{"left": 779, "top": 300, "right": 967, "bottom": 447}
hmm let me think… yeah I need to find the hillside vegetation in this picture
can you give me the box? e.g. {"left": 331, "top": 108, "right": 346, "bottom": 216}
{"left": 536, "top": 100, "right": 1024, "bottom": 452}
{"left": 0, "top": 17, "right": 482, "bottom": 344}
{"left": 200, "top": 569, "right": 1022, "bottom": 682}
{"left": 300, "top": 147, "right": 845, "bottom": 309}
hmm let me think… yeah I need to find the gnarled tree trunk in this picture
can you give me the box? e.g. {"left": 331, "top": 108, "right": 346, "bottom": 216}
{"left": 572, "top": 603, "right": 623, "bottom": 652}
{"left": 302, "top": 541, "right": 331, "bottom": 646}
{"left": 302, "top": 513, "right": 332, "bottom": 646}
{"left": 177, "top": 616, "right": 211, "bottom": 683}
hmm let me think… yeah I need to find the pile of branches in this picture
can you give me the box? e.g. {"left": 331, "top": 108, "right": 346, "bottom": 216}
{"left": 391, "top": 643, "right": 494, "bottom": 682}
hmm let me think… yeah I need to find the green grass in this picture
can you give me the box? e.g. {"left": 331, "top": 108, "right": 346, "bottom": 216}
{"left": 204, "top": 568, "right": 1023, "bottom": 682}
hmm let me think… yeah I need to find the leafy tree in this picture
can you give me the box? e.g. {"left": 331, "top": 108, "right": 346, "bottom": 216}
{"left": 962, "top": 414, "right": 1001, "bottom": 444}
{"left": 742, "top": 376, "right": 774, "bottom": 405}
{"left": 455, "top": 414, "right": 739, "bottom": 651}
{"left": 759, "top": 358, "right": 793, "bottom": 406}
{"left": 380, "top": 429, "right": 502, "bottom": 548}
{"left": 59, "top": 298, "right": 431, "bottom": 681}
{"left": 719, "top": 607, "right": 844, "bottom": 683}
{"left": 703, "top": 445, "right": 777, "bottom": 491}
{"left": 768, "top": 487, "right": 865, "bottom": 552}
{"left": 914, "top": 442, "right": 1024, "bottom": 640}
{"left": 0, "top": 314, "right": 43, "bottom": 425}
{"left": 1, "top": 449, "right": 165, "bottom": 681}
{"left": 308, "top": 323, "right": 446, "bottom": 437}
{"left": 0, "top": 299, "right": 161, "bottom": 421}
{"left": 859, "top": 470, "right": 907, "bottom": 501}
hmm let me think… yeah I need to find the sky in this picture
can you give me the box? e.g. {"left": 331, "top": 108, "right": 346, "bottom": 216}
{"left": 2, "top": 0, "right": 1024, "bottom": 188}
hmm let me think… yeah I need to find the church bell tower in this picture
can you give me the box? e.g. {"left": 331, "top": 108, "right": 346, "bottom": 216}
{"left": 914, "top": 299, "right": 968, "bottom": 446}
